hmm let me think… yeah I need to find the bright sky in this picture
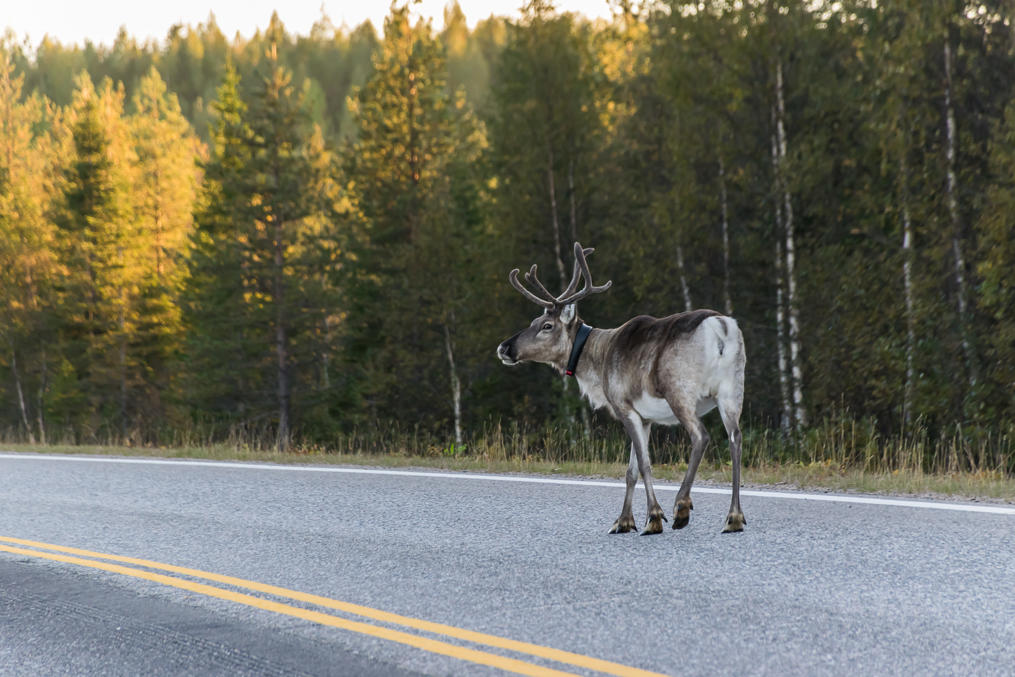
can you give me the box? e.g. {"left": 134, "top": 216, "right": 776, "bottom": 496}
{"left": 3, "top": 1, "right": 616, "bottom": 47}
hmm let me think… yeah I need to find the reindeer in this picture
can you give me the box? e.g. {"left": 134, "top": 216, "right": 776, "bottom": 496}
{"left": 497, "top": 243, "right": 746, "bottom": 535}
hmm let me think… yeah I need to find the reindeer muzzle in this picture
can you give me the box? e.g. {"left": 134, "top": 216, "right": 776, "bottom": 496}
{"left": 497, "top": 336, "right": 519, "bottom": 365}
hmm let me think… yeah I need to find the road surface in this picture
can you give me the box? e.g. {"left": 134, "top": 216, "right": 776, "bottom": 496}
{"left": 1, "top": 452, "right": 1013, "bottom": 676}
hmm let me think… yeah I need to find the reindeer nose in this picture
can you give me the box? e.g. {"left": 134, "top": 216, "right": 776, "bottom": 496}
{"left": 497, "top": 339, "right": 517, "bottom": 365}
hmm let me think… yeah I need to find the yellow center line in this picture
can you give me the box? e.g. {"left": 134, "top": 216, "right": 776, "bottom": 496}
{"left": 0, "top": 542, "right": 575, "bottom": 677}
{"left": 0, "top": 536, "right": 668, "bottom": 677}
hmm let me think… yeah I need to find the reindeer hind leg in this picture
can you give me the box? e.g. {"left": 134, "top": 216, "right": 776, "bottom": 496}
{"left": 718, "top": 365, "right": 751, "bottom": 535}
{"left": 666, "top": 398, "right": 709, "bottom": 530}
{"left": 718, "top": 392, "right": 746, "bottom": 533}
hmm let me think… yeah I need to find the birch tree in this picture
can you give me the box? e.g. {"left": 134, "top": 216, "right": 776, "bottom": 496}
{"left": 770, "top": 55, "right": 805, "bottom": 431}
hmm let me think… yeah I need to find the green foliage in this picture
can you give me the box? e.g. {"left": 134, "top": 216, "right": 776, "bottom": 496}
{"left": 976, "top": 98, "right": 1015, "bottom": 417}
{"left": 52, "top": 75, "right": 140, "bottom": 438}
{"left": 2, "top": 3, "right": 1015, "bottom": 474}
{"left": 340, "top": 4, "right": 490, "bottom": 433}
{"left": 182, "top": 58, "right": 339, "bottom": 448}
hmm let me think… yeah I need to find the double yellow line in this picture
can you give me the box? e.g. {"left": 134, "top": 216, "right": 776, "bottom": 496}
{"left": 0, "top": 536, "right": 667, "bottom": 677}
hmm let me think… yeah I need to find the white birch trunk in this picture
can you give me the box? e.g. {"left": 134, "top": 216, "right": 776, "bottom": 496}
{"left": 37, "top": 348, "right": 47, "bottom": 445}
{"left": 546, "top": 147, "right": 567, "bottom": 289}
{"left": 548, "top": 147, "right": 576, "bottom": 424}
{"left": 943, "top": 40, "right": 977, "bottom": 389}
{"left": 899, "top": 150, "right": 916, "bottom": 428}
{"left": 772, "top": 126, "right": 792, "bottom": 436}
{"left": 443, "top": 323, "right": 463, "bottom": 447}
{"left": 567, "top": 156, "right": 591, "bottom": 438}
{"left": 775, "top": 59, "right": 806, "bottom": 429}
{"left": 9, "top": 346, "right": 36, "bottom": 444}
{"left": 775, "top": 237, "right": 792, "bottom": 437}
{"left": 676, "top": 244, "right": 692, "bottom": 312}
{"left": 718, "top": 153, "right": 733, "bottom": 316}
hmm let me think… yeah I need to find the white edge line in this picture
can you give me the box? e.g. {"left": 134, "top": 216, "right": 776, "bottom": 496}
{"left": 1, "top": 451, "right": 1013, "bottom": 516}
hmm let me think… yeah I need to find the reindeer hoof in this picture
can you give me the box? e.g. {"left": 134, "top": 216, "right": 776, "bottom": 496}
{"left": 608, "top": 516, "right": 638, "bottom": 534}
{"left": 722, "top": 512, "right": 746, "bottom": 533}
{"left": 641, "top": 510, "right": 667, "bottom": 535}
{"left": 672, "top": 499, "right": 693, "bottom": 530}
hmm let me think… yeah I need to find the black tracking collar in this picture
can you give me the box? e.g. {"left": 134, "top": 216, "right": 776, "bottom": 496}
{"left": 565, "top": 323, "right": 593, "bottom": 377}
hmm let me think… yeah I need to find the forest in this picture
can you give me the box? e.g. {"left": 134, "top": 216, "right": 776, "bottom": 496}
{"left": 1, "top": 0, "right": 1014, "bottom": 472}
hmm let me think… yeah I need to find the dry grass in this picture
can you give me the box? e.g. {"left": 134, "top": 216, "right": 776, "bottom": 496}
{"left": 3, "top": 441, "right": 1013, "bottom": 503}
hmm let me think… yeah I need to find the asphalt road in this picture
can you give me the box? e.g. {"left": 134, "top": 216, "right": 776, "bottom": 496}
{"left": 1, "top": 452, "right": 1013, "bottom": 676}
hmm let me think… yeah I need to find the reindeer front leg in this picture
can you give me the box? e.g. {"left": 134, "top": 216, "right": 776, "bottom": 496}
{"left": 625, "top": 414, "right": 666, "bottom": 535}
{"left": 608, "top": 446, "right": 639, "bottom": 534}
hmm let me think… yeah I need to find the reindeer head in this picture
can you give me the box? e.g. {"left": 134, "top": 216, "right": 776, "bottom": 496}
{"left": 497, "top": 242, "right": 611, "bottom": 373}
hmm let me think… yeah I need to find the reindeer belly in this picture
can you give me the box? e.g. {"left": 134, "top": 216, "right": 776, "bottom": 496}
{"left": 633, "top": 394, "right": 718, "bottom": 424}
{"left": 633, "top": 395, "right": 679, "bottom": 425}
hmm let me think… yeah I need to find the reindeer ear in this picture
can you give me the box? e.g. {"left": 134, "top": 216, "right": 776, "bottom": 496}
{"left": 560, "top": 303, "right": 577, "bottom": 325}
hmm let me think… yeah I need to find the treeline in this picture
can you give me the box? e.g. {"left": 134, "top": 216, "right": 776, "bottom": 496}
{"left": 2, "top": 1, "right": 1014, "bottom": 467}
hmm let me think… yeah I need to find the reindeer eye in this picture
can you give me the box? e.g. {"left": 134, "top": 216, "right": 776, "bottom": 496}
{"left": 541, "top": 322, "right": 553, "bottom": 331}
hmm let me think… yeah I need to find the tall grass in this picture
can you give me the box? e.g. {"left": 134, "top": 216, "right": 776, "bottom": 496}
{"left": 5, "top": 412, "right": 1013, "bottom": 478}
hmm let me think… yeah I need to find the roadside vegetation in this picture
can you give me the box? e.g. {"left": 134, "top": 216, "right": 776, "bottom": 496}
{"left": 5, "top": 414, "right": 1013, "bottom": 502}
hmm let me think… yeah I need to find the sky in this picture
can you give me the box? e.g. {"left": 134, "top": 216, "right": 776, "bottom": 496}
{"left": 3, "top": 1, "right": 616, "bottom": 48}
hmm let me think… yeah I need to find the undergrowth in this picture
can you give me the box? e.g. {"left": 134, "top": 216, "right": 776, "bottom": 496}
{"left": 3, "top": 415, "right": 1014, "bottom": 501}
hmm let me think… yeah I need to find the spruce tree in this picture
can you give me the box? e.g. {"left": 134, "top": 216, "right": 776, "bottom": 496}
{"left": 342, "top": 3, "right": 487, "bottom": 437}
{"left": 129, "top": 66, "right": 200, "bottom": 425}
{"left": 183, "top": 58, "right": 336, "bottom": 449}
{"left": 183, "top": 63, "right": 264, "bottom": 435}
{"left": 54, "top": 74, "right": 139, "bottom": 439}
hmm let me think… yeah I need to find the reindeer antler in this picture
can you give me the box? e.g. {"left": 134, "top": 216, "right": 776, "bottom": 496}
{"left": 557, "top": 242, "right": 612, "bottom": 306}
{"left": 508, "top": 242, "right": 612, "bottom": 309}
{"left": 509, "top": 267, "right": 555, "bottom": 309}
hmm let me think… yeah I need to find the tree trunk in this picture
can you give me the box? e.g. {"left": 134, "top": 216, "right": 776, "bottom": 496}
{"left": 443, "top": 322, "right": 463, "bottom": 447}
{"left": 568, "top": 156, "right": 578, "bottom": 244}
{"left": 676, "top": 244, "right": 692, "bottom": 312}
{"left": 774, "top": 59, "right": 805, "bottom": 429}
{"left": 320, "top": 318, "right": 331, "bottom": 390}
{"left": 117, "top": 244, "right": 128, "bottom": 444}
{"left": 771, "top": 124, "right": 792, "bottom": 436}
{"left": 37, "top": 348, "right": 47, "bottom": 445}
{"left": 567, "top": 156, "right": 591, "bottom": 438}
{"left": 273, "top": 217, "right": 290, "bottom": 451}
{"left": 407, "top": 67, "right": 421, "bottom": 244}
{"left": 9, "top": 344, "right": 36, "bottom": 444}
{"left": 119, "top": 318, "right": 127, "bottom": 443}
{"left": 718, "top": 153, "right": 733, "bottom": 316}
{"left": 943, "top": 39, "right": 977, "bottom": 390}
{"left": 774, "top": 214, "right": 792, "bottom": 437}
{"left": 546, "top": 146, "right": 567, "bottom": 289}
{"left": 899, "top": 150, "right": 916, "bottom": 428}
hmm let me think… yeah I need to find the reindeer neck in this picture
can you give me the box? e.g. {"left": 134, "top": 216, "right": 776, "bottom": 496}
{"left": 564, "top": 323, "right": 593, "bottom": 377}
